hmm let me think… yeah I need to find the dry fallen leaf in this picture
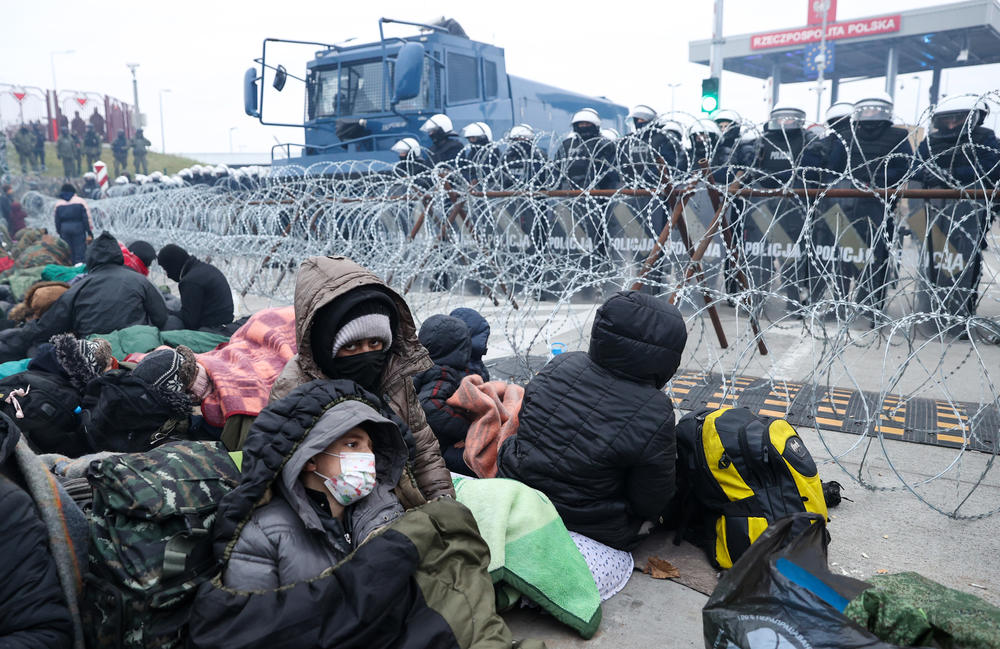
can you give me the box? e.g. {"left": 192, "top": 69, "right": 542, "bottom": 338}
{"left": 876, "top": 569, "right": 889, "bottom": 574}
{"left": 882, "top": 535, "right": 889, "bottom": 539}
{"left": 642, "top": 556, "right": 680, "bottom": 580}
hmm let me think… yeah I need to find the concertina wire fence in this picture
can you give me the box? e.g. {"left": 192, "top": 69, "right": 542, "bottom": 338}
{"left": 19, "top": 96, "right": 1000, "bottom": 519}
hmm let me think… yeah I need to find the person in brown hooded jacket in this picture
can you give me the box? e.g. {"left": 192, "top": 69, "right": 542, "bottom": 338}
{"left": 270, "top": 256, "right": 454, "bottom": 501}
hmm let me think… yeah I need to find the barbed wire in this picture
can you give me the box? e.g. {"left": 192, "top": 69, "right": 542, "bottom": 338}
{"left": 18, "top": 94, "right": 1000, "bottom": 518}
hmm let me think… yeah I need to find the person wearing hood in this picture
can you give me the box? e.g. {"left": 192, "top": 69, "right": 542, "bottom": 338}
{"left": 155, "top": 244, "right": 234, "bottom": 332}
{"left": 269, "top": 256, "right": 454, "bottom": 503}
{"left": 496, "top": 291, "right": 688, "bottom": 550}
{"left": 190, "top": 380, "right": 528, "bottom": 649}
{"left": 53, "top": 183, "right": 94, "bottom": 264}
{"left": 413, "top": 314, "right": 476, "bottom": 475}
{"left": 449, "top": 307, "right": 490, "bottom": 381}
{"left": 420, "top": 114, "right": 464, "bottom": 167}
{"left": 0, "top": 232, "right": 168, "bottom": 362}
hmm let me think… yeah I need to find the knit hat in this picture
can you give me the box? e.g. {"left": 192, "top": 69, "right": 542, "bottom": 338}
{"left": 128, "top": 240, "right": 157, "bottom": 268}
{"left": 156, "top": 244, "right": 190, "bottom": 282}
{"left": 190, "top": 362, "right": 212, "bottom": 401}
{"left": 330, "top": 301, "right": 394, "bottom": 357}
{"left": 132, "top": 346, "right": 199, "bottom": 395}
{"left": 50, "top": 334, "right": 115, "bottom": 392}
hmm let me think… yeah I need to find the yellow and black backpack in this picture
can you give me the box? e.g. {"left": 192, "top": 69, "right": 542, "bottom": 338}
{"left": 674, "top": 407, "right": 828, "bottom": 569}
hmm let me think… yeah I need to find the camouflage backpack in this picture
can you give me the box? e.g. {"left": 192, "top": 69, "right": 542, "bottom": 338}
{"left": 82, "top": 440, "right": 240, "bottom": 649}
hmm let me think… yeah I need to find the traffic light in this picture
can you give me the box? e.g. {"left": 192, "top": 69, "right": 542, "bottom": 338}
{"left": 701, "top": 77, "right": 720, "bottom": 113}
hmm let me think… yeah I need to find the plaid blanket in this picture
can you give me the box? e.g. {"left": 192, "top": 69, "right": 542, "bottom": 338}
{"left": 198, "top": 306, "right": 297, "bottom": 428}
{"left": 445, "top": 374, "right": 523, "bottom": 478}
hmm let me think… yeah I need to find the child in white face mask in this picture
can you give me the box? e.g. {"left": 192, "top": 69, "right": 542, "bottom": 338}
{"left": 222, "top": 385, "right": 409, "bottom": 590}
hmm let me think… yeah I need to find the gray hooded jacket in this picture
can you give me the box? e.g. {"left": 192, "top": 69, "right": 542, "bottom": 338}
{"left": 223, "top": 400, "right": 407, "bottom": 590}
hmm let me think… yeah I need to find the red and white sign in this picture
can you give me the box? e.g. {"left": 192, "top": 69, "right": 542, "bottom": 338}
{"left": 808, "top": 0, "right": 837, "bottom": 26}
{"left": 751, "top": 14, "right": 900, "bottom": 50}
{"left": 12, "top": 91, "right": 26, "bottom": 102}
{"left": 76, "top": 97, "right": 88, "bottom": 107}
{"left": 94, "top": 161, "right": 109, "bottom": 195}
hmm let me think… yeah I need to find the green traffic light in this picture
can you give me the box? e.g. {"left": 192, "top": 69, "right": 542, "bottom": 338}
{"left": 701, "top": 77, "right": 720, "bottom": 113}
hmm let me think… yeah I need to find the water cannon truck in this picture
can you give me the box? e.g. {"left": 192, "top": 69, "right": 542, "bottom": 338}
{"left": 243, "top": 17, "right": 628, "bottom": 171}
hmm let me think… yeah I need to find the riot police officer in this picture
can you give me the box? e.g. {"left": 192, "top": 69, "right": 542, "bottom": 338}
{"left": 553, "top": 108, "right": 619, "bottom": 190}
{"left": 498, "top": 123, "right": 549, "bottom": 189}
{"left": 420, "top": 114, "right": 464, "bottom": 167}
{"left": 456, "top": 122, "right": 500, "bottom": 186}
{"left": 735, "top": 103, "right": 823, "bottom": 312}
{"left": 823, "top": 94, "right": 912, "bottom": 320}
{"left": 390, "top": 137, "right": 432, "bottom": 185}
{"left": 917, "top": 95, "right": 1000, "bottom": 322}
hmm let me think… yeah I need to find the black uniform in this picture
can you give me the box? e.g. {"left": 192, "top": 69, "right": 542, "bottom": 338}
{"left": 825, "top": 122, "right": 913, "bottom": 314}
{"left": 917, "top": 125, "right": 1000, "bottom": 318}
{"left": 735, "top": 128, "right": 823, "bottom": 306}
{"left": 426, "top": 133, "right": 464, "bottom": 167}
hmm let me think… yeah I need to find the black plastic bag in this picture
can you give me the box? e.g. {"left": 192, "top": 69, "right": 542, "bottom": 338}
{"left": 703, "top": 513, "right": 931, "bottom": 649}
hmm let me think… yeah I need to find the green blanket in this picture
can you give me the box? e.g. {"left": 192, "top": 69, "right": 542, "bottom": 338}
{"left": 88, "top": 325, "right": 230, "bottom": 360}
{"left": 845, "top": 572, "right": 1000, "bottom": 648}
{"left": 3, "top": 266, "right": 46, "bottom": 301}
{"left": 453, "top": 476, "right": 602, "bottom": 639}
{"left": 41, "top": 263, "right": 88, "bottom": 283}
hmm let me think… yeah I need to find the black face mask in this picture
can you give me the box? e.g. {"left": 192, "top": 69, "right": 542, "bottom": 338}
{"left": 326, "top": 350, "right": 388, "bottom": 393}
{"left": 574, "top": 124, "right": 599, "bottom": 140}
{"left": 857, "top": 122, "right": 887, "bottom": 140}
{"left": 429, "top": 129, "right": 448, "bottom": 144}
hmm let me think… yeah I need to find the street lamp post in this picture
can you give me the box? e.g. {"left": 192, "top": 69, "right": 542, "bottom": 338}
{"left": 667, "top": 82, "right": 682, "bottom": 114}
{"left": 126, "top": 63, "right": 141, "bottom": 131}
{"left": 229, "top": 126, "right": 238, "bottom": 154}
{"left": 50, "top": 49, "right": 75, "bottom": 136}
{"left": 159, "top": 89, "right": 171, "bottom": 153}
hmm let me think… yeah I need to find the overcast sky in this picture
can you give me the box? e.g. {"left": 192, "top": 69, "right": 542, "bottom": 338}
{"left": 3, "top": 0, "right": 998, "bottom": 158}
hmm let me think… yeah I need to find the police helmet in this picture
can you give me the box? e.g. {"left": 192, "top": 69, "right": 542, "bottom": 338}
{"left": 854, "top": 92, "right": 894, "bottom": 123}
{"left": 656, "top": 117, "right": 686, "bottom": 139}
{"left": 114, "top": 175, "right": 129, "bottom": 185}
{"left": 391, "top": 137, "right": 421, "bottom": 157}
{"left": 825, "top": 101, "right": 854, "bottom": 124}
{"left": 711, "top": 108, "right": 741, "bottom": 128}
{"left": 83, "top": 171, "right": 97, "bottom": 181}
{"left": 462, "top": 122, "right": 493, "bottom": 142}
{"left": 767, "top": 103, "right": 806, "bottom": 131}
{"left": 571, "top": 108, "right": 601, "bottom": 128}
{"left": 600, "top": 127, "right": 620, "bottom": 140}
{"left": 135, "top": 174, "right": 149, "bottom": 184}
{"left": 932, "top": 94, "right": 988, "bottom": 132}
{"left": 508, "top": 123, "right": 535, "bottom": 140}
{"left": 690, "top": 118, "right": 723, "bottom": 138}
{"left": 149, "top": 171, "right": 164, "bottom": 182}
{"left": 420, "top": 114, "right": 454, "bottom": 135}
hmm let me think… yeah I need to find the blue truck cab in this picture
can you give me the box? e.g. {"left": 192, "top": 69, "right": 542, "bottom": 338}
{"left": 243, "top": 18, "right": 628, "bottom": 171}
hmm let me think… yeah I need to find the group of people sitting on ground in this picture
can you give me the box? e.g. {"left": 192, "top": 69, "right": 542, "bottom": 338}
{"left": 0, "top": 242, "right": 694, "bottom": 646}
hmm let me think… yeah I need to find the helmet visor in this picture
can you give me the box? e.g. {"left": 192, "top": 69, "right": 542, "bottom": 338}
{"left": 767, "top": 109, "right": 805, "bottom": 131}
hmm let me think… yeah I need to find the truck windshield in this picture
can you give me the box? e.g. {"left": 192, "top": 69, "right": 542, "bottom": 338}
{"left": 309, "top": 57, "right": 432, "bottom": 119}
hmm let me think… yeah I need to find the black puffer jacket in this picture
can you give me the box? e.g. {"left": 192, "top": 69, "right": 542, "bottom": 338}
{"left": 413, "top": 315, "right": 473, "bottom": 475}
{"left": 173, "top": 256, "right": 235, "bottom": 330}
{"left": 0, "top": 233, "right": 168, "bottom": 362}
{"left": 497, "top": 291, "right": 688, "bottom": 550}
{"left": 0, "top": 418, "right": 74, "bottom": 649}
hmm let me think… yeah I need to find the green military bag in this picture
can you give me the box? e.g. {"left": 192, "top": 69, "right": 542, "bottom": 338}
{"left": 82, "top": 440, "right": 240, "bottom": 649}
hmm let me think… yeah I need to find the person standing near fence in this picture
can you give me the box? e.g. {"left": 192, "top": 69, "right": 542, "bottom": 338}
{"left": 13, "top": 126, "right": 34, "bottom": 175}
{"left": 56, "top": 131, "right": 76, "bottom": 179}
{"left": 32, "top": 122, "right": 46, "bottom": 173}
{"left": 823, "top": 94, "right": 912, "bottom": 322}
{"left": 916, "top": 95, "right": 1000, "bottom": 323}
{"left": 111, "top": 130, "right": 129, "bottom": 178}
{"left": 83, "top": 125, "right": 101, "bottom": 171}
{"left": 734, "top": 103, "right": 823, "bottom": 315}
{"left": 53, "top": 183, "right": 93, "bottom": 263}
{"left": 131, "top": 128, "right": 150, "bottom": 175}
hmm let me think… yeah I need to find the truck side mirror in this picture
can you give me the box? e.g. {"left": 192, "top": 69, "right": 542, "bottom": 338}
{"left": 392, "top": 42, "right": 424, "bottom": 104}
{"left": 243, "top": 67, "right": 260, "bottom": 118}
{"left": 273, "top": 65, "right": 288, "bottom": 92}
